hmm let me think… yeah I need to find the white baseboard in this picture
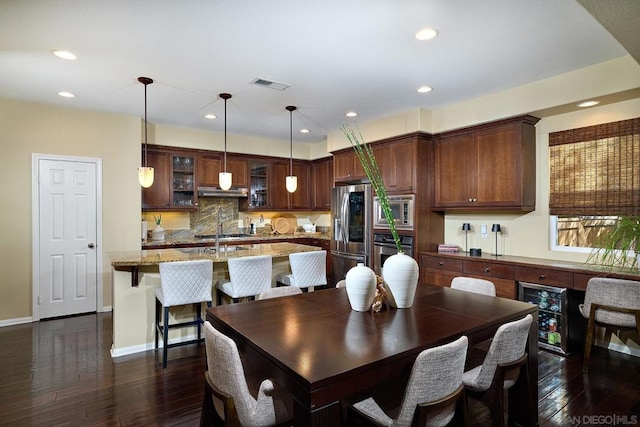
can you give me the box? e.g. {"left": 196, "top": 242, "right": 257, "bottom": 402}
{"left": 110, "top": 333, "right": 199, "bottom": 358}
{"left": 0, "top": 316, "right": 33, "bottom": 327}
{"left": 101, "top": 306, "right": 112, "bottom": 312}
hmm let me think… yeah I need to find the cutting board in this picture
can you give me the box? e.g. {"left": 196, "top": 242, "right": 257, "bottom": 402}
{"left": 271, "top": 214, "right": 297, "bottom": 235}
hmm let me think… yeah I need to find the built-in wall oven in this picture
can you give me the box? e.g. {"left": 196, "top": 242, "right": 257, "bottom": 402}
{"left": 373, "top": 232, "right": 414, "bottom": 275}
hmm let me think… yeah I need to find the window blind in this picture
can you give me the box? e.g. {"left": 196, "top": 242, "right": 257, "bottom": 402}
{"left": 549, "top": 117, "right": 639, "bottom": 216}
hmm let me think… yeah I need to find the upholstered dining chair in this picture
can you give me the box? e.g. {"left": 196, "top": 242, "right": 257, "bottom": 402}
{"left": 155, "top": 259, "right": 213, "bottom": 369}
{"left": 451, "top": 277, "right": 496, "bottom": 297}
{"left": 258, "top": 286, "right": 302, "bottom": 300}
{"left": 462, "top": 314, "right": 533, "bottom": 427}
{"left": 276, "top": 250, "right": 327, "bottom": 292}
{"left": 216, "top": 255, "right": 272, "bottom": 305}
{"left": 336, "top": 279, "right": 347, "bottom": 288}
{"left": 201, "top": 321, "right": 293, "bottom": 427}
{"left": 349, "top": 335, "right": 469, "bottom": 427}
{"left": 579, "top": 277, "right": 640, "bottom": 373}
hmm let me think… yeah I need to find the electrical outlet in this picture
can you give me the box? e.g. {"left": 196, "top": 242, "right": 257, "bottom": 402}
{"left": 481, "top": 224, "right": 487, "bottom": 237}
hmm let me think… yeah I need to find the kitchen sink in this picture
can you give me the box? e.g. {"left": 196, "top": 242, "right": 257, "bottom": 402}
{"left": 178, "top": 245, "right": 249, "bottom": 254}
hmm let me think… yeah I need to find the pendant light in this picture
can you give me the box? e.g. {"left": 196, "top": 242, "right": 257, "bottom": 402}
{"left": 138, "top": 77, "right": 154, "bottom": 188}
{"left": 219, "top": 93, "right": 233, "bottom": 191}
{"left": 285, "top": 105, "right": 297, "bottom": 193}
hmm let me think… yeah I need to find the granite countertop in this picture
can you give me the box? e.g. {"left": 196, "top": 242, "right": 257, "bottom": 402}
{"left": 141, "top": 232, "right": 330, "bottom": 249}
{"left": 110, "top": 242, "right": 321, "bottom": 267}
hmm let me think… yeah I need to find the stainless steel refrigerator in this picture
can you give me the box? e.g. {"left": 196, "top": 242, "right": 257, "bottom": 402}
{"left": 330, "top": 184, "right": 372, "bottom": 285}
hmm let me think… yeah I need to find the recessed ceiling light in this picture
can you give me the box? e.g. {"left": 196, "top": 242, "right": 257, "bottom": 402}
{"left": 417, "top": 86, "right": 433, "bottom": 93}
{"left": 346, "top": 111, "right": 358, "bottom": 118}
{"left": 415, "top": 28, "right": 438, "bottom": 41}
{"left": 578, "top": 100, "right": 599, "bottom": 108}
{"left": 52, "top": 50, "right": 76, "bottom": 60}
{"left": 300, "top": 129, "right": 310, "bottom": 133}
{"left": 204, "top": 114, "right": 216, "bottom": 119}
{"left": 58, "top": 91, "right": 75, "bottom": 98}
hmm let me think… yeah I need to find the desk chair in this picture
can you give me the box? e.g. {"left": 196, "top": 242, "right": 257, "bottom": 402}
{"left": 579, "top": 277, "right": 640, "bottom": 373}
{"left": 201, "top": 321, "right": 293, "bottom": 426}
{"left": 462, "top": 314, "right": 533, "bottom": 427}
{"left": 155, "top": 259, "right": 213, "bottom": 369}
{"left": 451, "top": 277, "right": 496, "bottom": 297}
{"left": 349, "top": 336, "right": 469, "bottom": 427}
{"left": 258, "top": 286, "right": 302, "bottom": 300}
{"left": 276, "top": 250, "right": 327, "bottom": 292}
{"left": 217, "top": 255, "right": 272, "bottom": 305}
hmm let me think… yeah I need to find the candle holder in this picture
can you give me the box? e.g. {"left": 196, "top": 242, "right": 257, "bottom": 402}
{"left": 492, "top": 224, "right": 502, "bottom": 256}
{"left": 462, "top": 223, "right": 471, "bottom": 253}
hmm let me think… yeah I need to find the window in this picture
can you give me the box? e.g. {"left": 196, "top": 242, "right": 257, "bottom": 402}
{"left": 549, "top": 117, "right": 639, "bottom": 249}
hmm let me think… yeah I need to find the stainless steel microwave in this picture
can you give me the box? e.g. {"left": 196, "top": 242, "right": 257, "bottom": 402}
{"left": 373, "top": 194, "right": 414, "bottom": 230}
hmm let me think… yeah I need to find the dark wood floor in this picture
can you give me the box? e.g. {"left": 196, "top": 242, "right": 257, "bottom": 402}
{"left": 0, "top": 312, "right": 638, "bottom": 426}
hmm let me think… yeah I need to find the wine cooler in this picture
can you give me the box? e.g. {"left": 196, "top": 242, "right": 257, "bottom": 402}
{"left": 518, "top": 282, "right": 568, "bottom": 355}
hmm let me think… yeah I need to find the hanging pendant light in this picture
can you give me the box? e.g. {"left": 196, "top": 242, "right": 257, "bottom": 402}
{"left": 285, "top": 105, "right": 297, "bottom": 193}
{"left": 219, "top": 93, "right": 233, "bottom": 191}
{"left": 138, "top": 77, "right": 154, "bottom": 188}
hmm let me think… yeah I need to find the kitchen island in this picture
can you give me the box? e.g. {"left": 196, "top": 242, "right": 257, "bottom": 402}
{"left": 109, "top": 242, "right": 320, "bottom": 357}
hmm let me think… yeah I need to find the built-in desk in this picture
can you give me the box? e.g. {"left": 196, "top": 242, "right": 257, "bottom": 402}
{"left": 108, "top": 242, "right": 320, "bottom": 357}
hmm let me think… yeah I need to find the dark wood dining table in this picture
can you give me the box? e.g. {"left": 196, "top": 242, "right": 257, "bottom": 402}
{"left": 206, "top": 284, "right": 538, "bottom": 427}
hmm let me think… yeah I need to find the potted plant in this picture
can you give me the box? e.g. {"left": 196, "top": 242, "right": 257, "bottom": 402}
{"left": 342, "top": 125, "right": 419, "bottom": 308}
{"left": 151, "top": 214, "right": 165, "bottom": 241}
{"left": 587, "top": 215, "right": 640, "bottom": 270}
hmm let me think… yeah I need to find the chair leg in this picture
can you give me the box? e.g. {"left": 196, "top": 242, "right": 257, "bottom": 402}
{"left": 196, "top": 303, "right": 202, "bottom": 342}
{"left": 163, "top": 306, "right": 170, "bottom": 369}
{"left": 155, "top": 298, "right": 160, "bottom": 350}
{"left": 216, "top": 290, "right": 222, "bottom": 306}
{"left": 583, "top": 306, "right": 597, "bottom": 373}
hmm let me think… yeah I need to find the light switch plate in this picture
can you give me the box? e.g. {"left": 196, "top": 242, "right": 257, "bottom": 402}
{"left": 481, "top": 224, "right": 487, "bottom": 237}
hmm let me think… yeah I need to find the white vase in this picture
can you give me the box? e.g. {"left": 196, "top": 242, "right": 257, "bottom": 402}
{"left": 151, "top": 225, "right": 165, "bottom": 241}
{"left": 382, "top": 252, "right": 419, "bottom": 309}
{"left": 345, "top": 263, "right": 377, "bottom": 312}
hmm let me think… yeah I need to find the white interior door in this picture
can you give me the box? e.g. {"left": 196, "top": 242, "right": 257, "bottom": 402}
{"left": 37, "top": 158, "right": 98, "bottom": 319}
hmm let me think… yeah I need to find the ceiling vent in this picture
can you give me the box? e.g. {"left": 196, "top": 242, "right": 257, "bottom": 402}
{"left": 250, "top": 78, "right": 291, "bottom": 91}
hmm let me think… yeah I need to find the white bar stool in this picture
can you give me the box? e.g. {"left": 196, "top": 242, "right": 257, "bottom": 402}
{"left": 216, "top": 255, "right": 272, "bottom": 304}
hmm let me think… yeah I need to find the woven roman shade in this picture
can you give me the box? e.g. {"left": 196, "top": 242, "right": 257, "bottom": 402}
{"left": 549, "top": 117, "right": 640, "bottom": 216}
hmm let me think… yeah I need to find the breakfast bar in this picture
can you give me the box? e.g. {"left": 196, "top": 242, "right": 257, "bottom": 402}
{"left": 109, "top": 242, "right": 320, "bottom": 357}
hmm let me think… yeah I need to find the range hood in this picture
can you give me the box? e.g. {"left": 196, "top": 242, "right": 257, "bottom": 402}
{"left": 197, "top": 187, "right": 249, "bottom": 197}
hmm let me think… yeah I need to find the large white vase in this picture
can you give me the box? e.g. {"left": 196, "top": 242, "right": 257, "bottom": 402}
{"left": 382, "top": 252, "right": 419, "bottom": 309}
{"left": 345, "top": 263, "right": 377, "bottom": 312}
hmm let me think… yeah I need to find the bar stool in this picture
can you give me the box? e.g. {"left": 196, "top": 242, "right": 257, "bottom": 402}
{"left": 155, "top": 259, "right": 214, "bottom": 369}
{"left": 275, "top": 250, "right": 327, "bottom": 292}
{"left": 216, "top": 255, "right": 272, "bottom": 304}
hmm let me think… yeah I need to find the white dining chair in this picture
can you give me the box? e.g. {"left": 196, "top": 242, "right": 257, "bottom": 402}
{"left": 216, "top": 255, "right": 272, "bottom": 305}
{"left": 276, "top": 250, "right": 327, "bottom": 292}
{"left": 155, "top": 259, "right": 213, "bottom": 369}
{"left": 451, "top": 276, "right": 496, "bottom": 297}
{"left": 258, "top": 286, "right": 303, "bottom": 300}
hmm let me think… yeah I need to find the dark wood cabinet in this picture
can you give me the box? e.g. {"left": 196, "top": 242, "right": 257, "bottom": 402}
{"left": 434, "top": 115, "right": 539, "bottom": 211}
{"left": 312, "top": 157, "right": 333, "bottom": 211}
{"left": 333, "top": 150, "right": 366, "bottom": 183}
{"left": 142, "top": 147, "right": 197, "bottom": 211}
{"left": 289, "top": 161, "right": 311, "bottom": 210}
{"left": 244, "top": 159, "right": 291, "bottom": 210}
{"left": 373, "top": 139, "right": 416, "bottom": 193}
{"left": 196, "top": 154, "right": 248, "bottom": 188}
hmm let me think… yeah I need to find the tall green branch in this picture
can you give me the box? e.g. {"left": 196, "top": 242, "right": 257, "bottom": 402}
{"left": 341, "top": 124, "right": 403, "bottom": 253}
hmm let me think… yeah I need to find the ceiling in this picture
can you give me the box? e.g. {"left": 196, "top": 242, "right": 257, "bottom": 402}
{"left": 0, "top": 0, "right": 636, "bottom": 144}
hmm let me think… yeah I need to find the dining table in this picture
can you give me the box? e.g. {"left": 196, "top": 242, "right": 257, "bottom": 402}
{"left": 206, "top": 284, "right": 538, "bottom": 427}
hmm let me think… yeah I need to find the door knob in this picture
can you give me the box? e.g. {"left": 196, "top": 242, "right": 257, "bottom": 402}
{"left": 88, "top": 243, "right": 95, "bottom": 249}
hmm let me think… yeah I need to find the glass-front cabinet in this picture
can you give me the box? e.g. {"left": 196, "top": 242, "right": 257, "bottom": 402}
{"left": 249, "top": 161, "right": 268, "bottom": 208}
{"left": 171, "top": 154, "right": 196, "bottom": 208}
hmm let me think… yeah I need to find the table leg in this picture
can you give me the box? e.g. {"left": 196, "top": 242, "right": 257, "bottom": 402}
{"left": 293, "top": 400, "right": 342, "bottom": 427}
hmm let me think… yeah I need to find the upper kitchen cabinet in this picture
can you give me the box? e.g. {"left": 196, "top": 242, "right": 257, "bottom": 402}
{"left": 289, "top": 161, "right": 311, "bottom": 210}
{"left": 373, "top": 139, "right": 416, "bottom": 193}
{"left": 433, "top": 115, "right": 539, "bottom": 211}
{"left": 142, "top": 146, "right": 197, "bottom": 211}
{"left": 243, "top": 159, "right": 289, "bottom": 211}
{"left": 312, "top": 157, "right": 333, "bottom": 211}
{"left": 333, "top": 149, "right": 366, "bottom": 183}
{"left": 196, "top": 153, "right": 248, "bottom": 188}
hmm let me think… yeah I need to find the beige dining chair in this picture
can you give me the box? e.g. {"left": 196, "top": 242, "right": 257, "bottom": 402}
{"left": 276, "top": 250, "right": 327, "bottom": 292}
{"left": 579, "top": 277, "right": 640, "bottom": 373}
{"left": 258, "top": 286, "right": 302, "bottom": 300}
{"left": 349, "top": 335, "right": 469, "bottom": 427}
{"left": 201, "top": 321, "right": 293, "bottom": 427}
{"left": 216, "top": 255, "right": 272, "bottom": 305}
{"left": 451, "top": 277, "right": 496, "bottom": 297}
{"left": 155, "top": 259, "right": 213, "bottom": 369}
{"left": 462, "top": 314, "right": 533, "bottom": 427}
